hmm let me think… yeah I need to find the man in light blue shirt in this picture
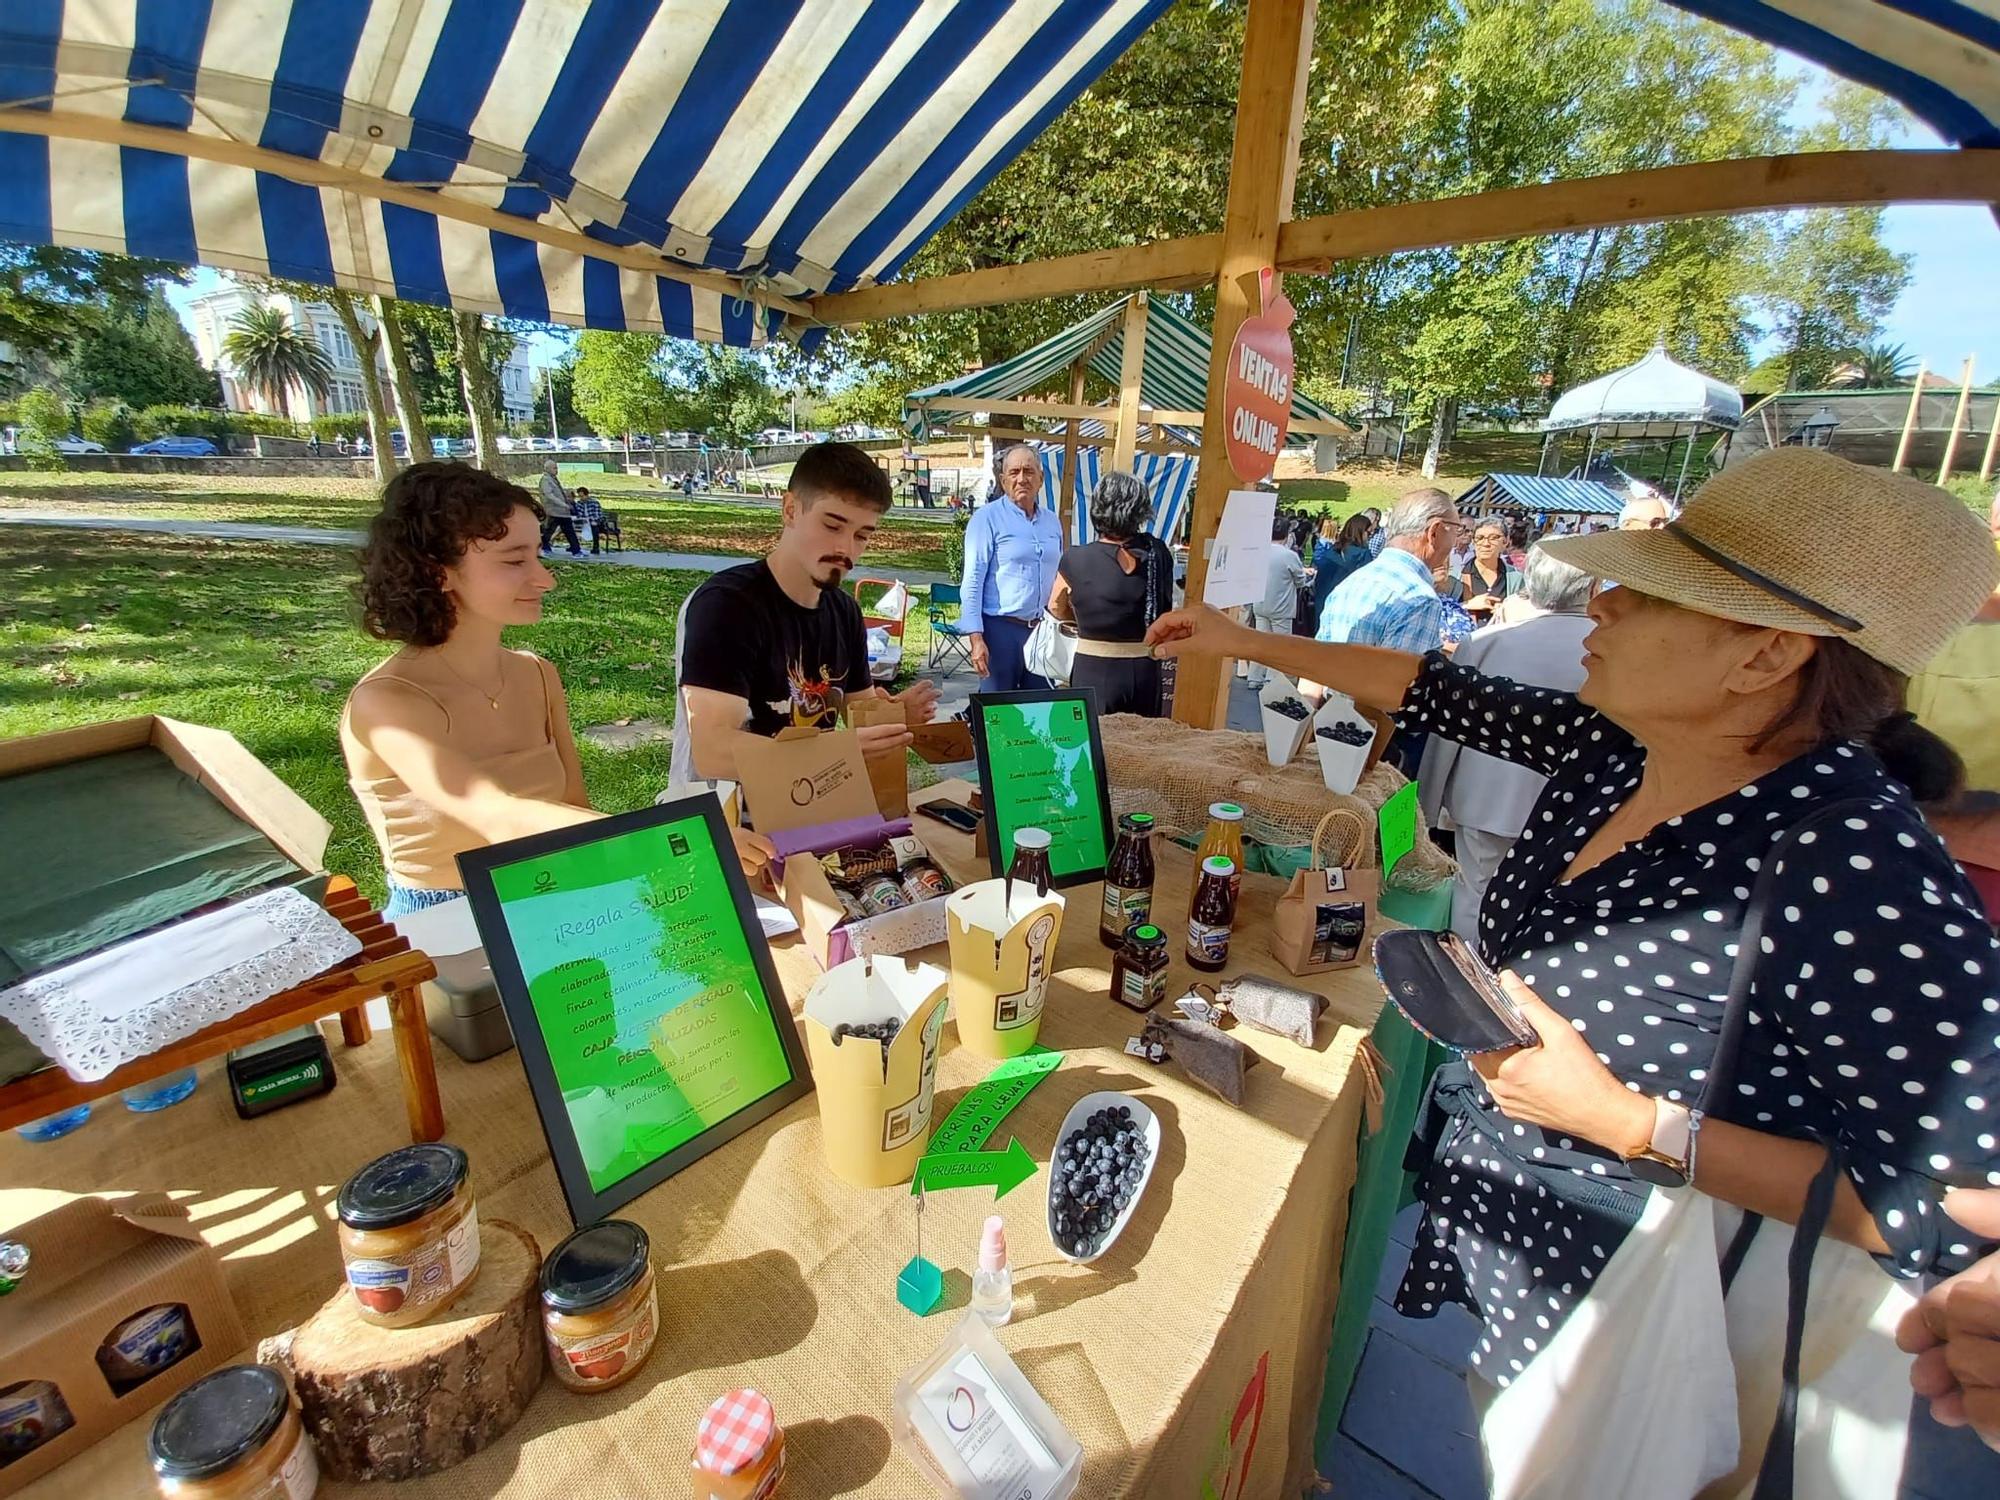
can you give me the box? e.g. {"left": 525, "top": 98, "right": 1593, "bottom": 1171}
{"left": 960, "top": 443, "right": 1065, "bottom": 691}
{"left": 1316, "top": 487, "right": 1462, "bottom": 653}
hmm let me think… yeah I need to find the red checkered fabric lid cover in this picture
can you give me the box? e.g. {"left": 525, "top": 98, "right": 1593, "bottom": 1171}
{"left": 696, "top": 1388, "right": 775, "bottom": 1475}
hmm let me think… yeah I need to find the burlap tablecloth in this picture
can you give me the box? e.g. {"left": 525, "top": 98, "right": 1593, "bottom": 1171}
{"left": 0, "top": 781, "right": 1387, "bottom": 1499}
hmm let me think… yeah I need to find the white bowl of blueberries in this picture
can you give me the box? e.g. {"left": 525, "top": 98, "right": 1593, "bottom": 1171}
{"left": 1047, "top": 1091, "right": 1161, "bottom": 1263}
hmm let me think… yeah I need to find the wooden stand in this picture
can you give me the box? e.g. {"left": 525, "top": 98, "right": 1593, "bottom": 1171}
{"left": 0, "top": 876, "right": 445, "bottom": 1142}
{"left": 263, "top": 1219, "right": 544, "bottom": 1482}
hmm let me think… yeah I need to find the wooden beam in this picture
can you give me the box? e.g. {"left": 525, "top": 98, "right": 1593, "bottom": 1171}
{"left": 1282, "top": 150, "right": 2000, "bottom": 269}
{"left": 0, "top": 107, "right": 814, "bottom": 320}
{"left": 813, "top": 236, "right": 1221, "bottom": 325}
{"left": 1111, "top": 292, "right": 1150, "bottom": 472}
{"left": 1175, "top": 0, "right": 1317, "bottom": 730}
{"left": 1939, "top": 357, "right": 1977, "bottom": 486}
{"left": 1061, "top": 356, "right": 1087, "bottom": 526}
{"left": 1891, "top": 362, "right": 1928, "bottom": 473}
{"left": 1144, "top": 406, "right": 1352, "bottom": 437}
{"left": 909, "top": 395, "right": 1107, "bottom": 421}
{"left": 803, "top": 150, "right": 2000, "bottom": 326}
{"left": 1980, "top": 391, "right": 2000, "bottom": 485}
{"left": 947, "top": 423, "right": 1199, "bottom": 457}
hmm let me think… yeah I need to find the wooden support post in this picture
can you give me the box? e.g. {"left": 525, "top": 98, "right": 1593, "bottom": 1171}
{"left": 1891, "top": 361, "right": 1928, "bottom": 473}
{"left": 1111, "top": 292, "right": 1150, "bottom": 474}
{"left": 1980, "top": 391, "right": 2000, "bottom": 485}
{"left": 1939, "top": 357, "right": 1976, "bottom": 487}
{"left": 1061, "top": 356, "right": 1087, "bottom": 532}
{"left": 1175, "top": 0, "right": 1317, "bottom": 730}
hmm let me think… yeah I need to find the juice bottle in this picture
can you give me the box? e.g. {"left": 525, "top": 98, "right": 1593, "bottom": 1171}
{"left": 1099, "top": 812, "right": 1157, "bottom": 946}
{"left": 1196, "top": 802, "right": 1245, "bottom": 907}
{"left": 1004, "top": 827, "right": 1053, "bottom": 917}
{"left": 1186, "top": 856, "right": 1237, "bottom": 973}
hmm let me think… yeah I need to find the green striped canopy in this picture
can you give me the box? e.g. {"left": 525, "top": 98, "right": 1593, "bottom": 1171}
{"left": 902, "top": 294, "right": 1348, "bottom": 440}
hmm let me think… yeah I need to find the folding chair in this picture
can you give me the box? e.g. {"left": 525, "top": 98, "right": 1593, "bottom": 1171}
{"left": 926, "top": 583, "right": 974, "bottom": 675}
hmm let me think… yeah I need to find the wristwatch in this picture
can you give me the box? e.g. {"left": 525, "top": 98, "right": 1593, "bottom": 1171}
{"left": 1624, "top": 1097, "right": 1696, "bottom": 1186}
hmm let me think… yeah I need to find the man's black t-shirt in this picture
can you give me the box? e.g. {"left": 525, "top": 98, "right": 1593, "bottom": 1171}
{"left": 678, "top": 561, "right": 871, "bottom": 734}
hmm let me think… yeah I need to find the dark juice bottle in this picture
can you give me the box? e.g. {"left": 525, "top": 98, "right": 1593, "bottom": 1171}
{"left": 1099, "top": 812, "right": 1157, "bottom": 946}
{"left": 1186, "top": 856, "right": 1237, "bottom": 972}
{"left": 1005, "top": 827, "right": 1053, "bottom": 916}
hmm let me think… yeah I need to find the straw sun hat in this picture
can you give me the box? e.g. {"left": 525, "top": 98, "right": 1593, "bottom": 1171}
{"left": 1540, "top": 449, "right": 1999, "bottom": 677}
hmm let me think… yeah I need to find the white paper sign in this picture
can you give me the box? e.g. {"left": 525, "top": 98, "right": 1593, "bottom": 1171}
{"left": 1199, "top": 488, "right": 1277, "bottom": 609}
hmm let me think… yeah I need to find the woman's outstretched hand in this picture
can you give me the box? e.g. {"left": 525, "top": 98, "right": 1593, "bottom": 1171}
{"left": 1145, "top": 605, "right": 1248, "bottom": 658}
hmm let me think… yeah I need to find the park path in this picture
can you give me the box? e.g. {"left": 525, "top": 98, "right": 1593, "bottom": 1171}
{"left": 0, "top": 511, "right": 955, "bottom": 588}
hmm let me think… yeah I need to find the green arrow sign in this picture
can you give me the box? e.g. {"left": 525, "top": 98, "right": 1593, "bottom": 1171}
{"left": 911, "top": 1137, "right": 1037, "bottom": 1199}
{"left": 926, "top": 1046, "right": 1062, "bottom": 1159}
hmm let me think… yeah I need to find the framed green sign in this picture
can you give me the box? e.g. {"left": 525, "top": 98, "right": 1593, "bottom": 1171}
{"left": 969, "top": 689, "right": 1113, "bottom": 888}
{"left": 457, "top": 795, "right": 812, "bottom": 1223}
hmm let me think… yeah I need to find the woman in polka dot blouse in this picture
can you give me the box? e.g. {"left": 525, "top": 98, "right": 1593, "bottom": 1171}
{"left": 1148, "top": 451, "right": 2000, "bottom": 1477}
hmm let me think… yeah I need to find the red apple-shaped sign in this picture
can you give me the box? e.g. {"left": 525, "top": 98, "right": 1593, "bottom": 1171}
{"left": 1222, "top": 267, "right": 1296, "bottom": 484}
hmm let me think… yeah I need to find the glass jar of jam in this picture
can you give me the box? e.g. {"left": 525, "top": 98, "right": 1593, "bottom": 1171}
{"left": 691, "top": 1387, "right": 787, "bottom": 1500}
{"left": 1110, "top": 923, "right": 1170, "bottom": 1011}
{"left": 148, "top": 1364, "right": 317, "bottom": 1499}
{"left": 335, "top": 1143, "right": 479, "bottom": 1329}
{"left": 98, "top": 1302, "right": 196, "bottom": 1388}
{"left": 540, "top": 1220, "right": 658, "bottom": 1394}
{"left": 1099, "top": 812, "right": 1157, "bottom": 945}
{"left": 1196, "top": 803, "right": 1245, "bottom": 907}
{"left": 0, "top": 1380, "right": 73, "bottom": 1463}
{"left": 1186, "top": 856, "right": 1238, "bottom": 973}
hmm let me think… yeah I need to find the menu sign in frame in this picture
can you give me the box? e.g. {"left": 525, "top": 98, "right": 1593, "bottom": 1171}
{"left": 457, "top": 795, "right": 813, "bottom": 1224}
{"left": 969, "top": 688, "right": 1114, "bottom": 888}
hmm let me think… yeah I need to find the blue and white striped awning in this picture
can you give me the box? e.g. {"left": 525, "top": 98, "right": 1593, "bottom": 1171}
{"left": 1671, "top": 2, "right": 2000, "bottom": 149}
{"left": 0, "top": 1, "right": 1172, "bottom": 347}
{"left": 1461, "top": 473, "right": 1629, "bottom": 518}
{"left": 1033, "top": 442, "right": 1197, "bottom": 545}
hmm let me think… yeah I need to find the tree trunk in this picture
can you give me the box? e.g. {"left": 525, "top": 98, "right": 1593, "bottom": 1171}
{"left": 330, "top": 292, "right": 396, "bottom": 481}
{"left": 453, "top": 310, "right": 504, "bottom": 471}
{"left": 1421, "top": 397, "right": 1452, "bottom": 479}
{"left": 372, "top": 296, "right": 432, "bottom": 461}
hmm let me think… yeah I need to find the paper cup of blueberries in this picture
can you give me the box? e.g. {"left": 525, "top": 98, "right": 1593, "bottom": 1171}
{"left": 1257, "top": 675, "right": 1314, "bottom": 767}
{"left": 1313, "top": 691, "right": 1373, "bottom": 795}
{"left": 1047, "top": 1091, "right": 1162, "bottom": 1264}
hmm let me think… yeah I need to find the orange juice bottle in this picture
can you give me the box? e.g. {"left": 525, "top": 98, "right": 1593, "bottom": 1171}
{"left": 1196, "top": 802, "right": 1245, "bottom": 906}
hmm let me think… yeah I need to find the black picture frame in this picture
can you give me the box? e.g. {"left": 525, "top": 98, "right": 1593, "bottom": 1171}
{"left": 456, "top": 794, "right": 813, "bottom": 1225}
{"left": 968, "top": 687, "right": 1114, "bottom": 888}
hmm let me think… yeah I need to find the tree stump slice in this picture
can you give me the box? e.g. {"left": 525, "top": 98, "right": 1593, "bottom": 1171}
{"left": 264, "top": 1218, "right": 544, "bottom": 1481}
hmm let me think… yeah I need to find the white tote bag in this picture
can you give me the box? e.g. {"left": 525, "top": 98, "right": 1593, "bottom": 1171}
{"left": 1024, "top": 612, "right": 1076, "bottom": 684}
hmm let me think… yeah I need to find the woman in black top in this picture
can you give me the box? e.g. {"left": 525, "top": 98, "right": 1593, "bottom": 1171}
{"left": 1443, "top": 518, "right": 1518, "bottom": 625}
{"left": 1147, "top": 450, "right": 2000, "bottom": 1480}
{"left": 1049, "top": 472, "right": 1175, "bottom": 717}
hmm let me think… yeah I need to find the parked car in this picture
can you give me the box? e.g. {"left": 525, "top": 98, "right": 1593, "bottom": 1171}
{"left": 130, "top": 436, "right": 219, "bottom": 456}
{"left": 53, "top": 436, "right": 107, "bottom": 454}
{"left": 563, "top": 435, "right": 599, "bottom": 450}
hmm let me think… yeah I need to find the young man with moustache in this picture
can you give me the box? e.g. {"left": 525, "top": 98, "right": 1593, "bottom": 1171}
{"left": 670, "top": 442, "right": 938, "bottom": 788}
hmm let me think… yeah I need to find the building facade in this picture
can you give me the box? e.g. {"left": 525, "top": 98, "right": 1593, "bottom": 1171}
{"left": 181, "top": 284, "right": 535, "bottom": 425}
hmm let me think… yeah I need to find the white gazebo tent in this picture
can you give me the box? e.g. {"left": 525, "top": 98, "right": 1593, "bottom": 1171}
{"left": 1539, "top": 345, "right": 1743, "bottom": 500}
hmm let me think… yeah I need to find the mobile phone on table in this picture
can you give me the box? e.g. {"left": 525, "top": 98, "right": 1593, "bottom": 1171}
{"left": 1371, "top": 929, "right": 1538, "bottom": 1054}
{"left": 914, "top": 799, "right": 981, "bottom": 835}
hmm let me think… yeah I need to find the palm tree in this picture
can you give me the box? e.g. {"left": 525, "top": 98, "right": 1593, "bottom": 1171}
{"left": 223, "top": 303, "right": 334, "bottom": 417}
{"left": 1838, "top": 340, "right": 1915, "bottom": 388}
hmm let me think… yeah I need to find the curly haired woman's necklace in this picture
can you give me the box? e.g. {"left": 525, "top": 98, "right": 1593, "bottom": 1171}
{"left": 432, "top": 650, "right": 504, "bottom": 710}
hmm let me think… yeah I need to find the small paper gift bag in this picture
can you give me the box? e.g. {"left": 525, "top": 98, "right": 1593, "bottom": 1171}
{"left": 802, "top": 954, "right": 950, "bottom": 1187}
{"left": 945, "top": 878, "right": 1064, "bottom": 1060}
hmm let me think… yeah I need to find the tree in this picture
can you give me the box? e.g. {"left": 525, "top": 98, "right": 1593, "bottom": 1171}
{"left": 533, "top": 358, "right": 583, "bottom": 436}
{"left": 661, "top": 346, "right": 783, "bottom": 446}
{"left": 1839, "top": 340, "right": 1914, "bottom": 388}
{"left": 453, "top": 311, "right": 506, "bottom": 470}
{"left": 62, "top": 287, "right": 218, "bottom": 409}
{"left": 572, "top": 331, "right": 672, "bottom": 459}
{"left": 371, "top": 297, "right": 432, "bottom": 461}
{"left": 223, "top": 303, "right": 333, "bottom": 417}
{"left": 0, "top": 246, "right": 188, "bottom": 365}
{"left": 15, "top": 387, "right": 69, "bottom": 469}
{"left": 326, "top": 290, "right": 397, "bottom": 479}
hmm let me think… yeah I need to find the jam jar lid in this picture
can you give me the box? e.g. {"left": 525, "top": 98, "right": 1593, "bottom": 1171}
{"left": 1118, "top": 812, "right": 1155, "bottom": 831}
{"left": 148, "top": 1365, "right": 287, "bottom": 1480}
{"left": 1128, "top": 923, "right": 1165, "bottom": 945}
{"left": 539, "top": 1220, "right": 650, "bottom": 1314}
{"left": 336, "top": 1143, "right": 469, "bottom": 1231}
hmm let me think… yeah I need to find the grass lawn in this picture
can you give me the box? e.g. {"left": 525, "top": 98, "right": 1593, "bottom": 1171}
{"left": 0, "top": 470, "right": 955, "bottom": 573}
{"left": 0, "top": 527, "right": 949, "bottom": 907}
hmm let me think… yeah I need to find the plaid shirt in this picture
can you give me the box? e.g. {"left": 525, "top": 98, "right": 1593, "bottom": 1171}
{"left": 1314, "top": 546, "right": 1443, "bottom": 653}
{"left": 571, "top": 496, "right": 605, "bottom": 526}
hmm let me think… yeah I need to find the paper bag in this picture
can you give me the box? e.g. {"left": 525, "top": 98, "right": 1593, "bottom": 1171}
{"left": 1270, "top": 863, "right": 1378, "bottom": 976}
{"left": 734, "top": 725, "right": 876, "bottom": 835}
{"left": 847, "top": 696, "right": 913, "bottom": 818}
{"left": 945, "top": 877, "right": 1064, "bottom": 1060}
{"left": 803, "top": 955, "right": 950, "bottom": 1186}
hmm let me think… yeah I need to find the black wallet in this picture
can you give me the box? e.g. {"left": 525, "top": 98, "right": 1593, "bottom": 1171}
{"left": 1371, "top": 929, "right": 1538, "bottom": 1054}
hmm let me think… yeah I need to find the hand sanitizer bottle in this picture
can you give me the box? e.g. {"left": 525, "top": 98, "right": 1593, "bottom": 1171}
{"left": 970, "top": 1215, "right": 1013, "bottom": 1327}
